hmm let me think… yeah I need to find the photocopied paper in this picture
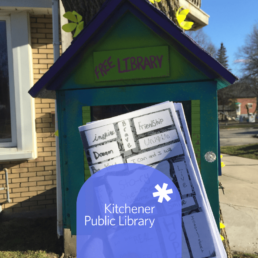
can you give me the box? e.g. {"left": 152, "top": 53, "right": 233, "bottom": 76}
{"left": 89, "top": 156, "right": 124, "bottom": 174}
{"left": 127, "top": 142, "right": 183, "bottom": 165}
{"left": 88, "top": 141, "right": 120, "bottom": 164}
{"left": 174, "top": 103, "right": 225, "bottom": 257}
{"left": 139, "top": 129, "right": 178, "bottom": 150}
{"left": 133, "top": 109, "right": 173, "bottom": 134}
{"left": 183, "top": 212, "right": 215, "bottom": 257}
{"left": 117, "top": 119, "right": 136, "bottom": 151}
{"left": 182, "top": 197, "right": 196, "bottom": 210}
{"left": 85, "top": 124, "right": 117, "bottom": 146}
{"left": 79, "top": 101, "right": 226, "bottom": 258}
{"left": 173, "top": 161, "right": 192, "bottom": 196}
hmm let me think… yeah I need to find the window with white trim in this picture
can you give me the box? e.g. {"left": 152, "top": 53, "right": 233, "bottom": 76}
{"left": 0, "top": 17, "right": 16, "bottom": 147}
{"left": 0, "top": 12, "right": 37, "bottom": 161}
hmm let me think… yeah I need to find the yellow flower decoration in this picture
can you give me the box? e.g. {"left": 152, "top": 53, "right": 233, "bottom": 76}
{"left": 176, "top": 7, "right": 194, "bottom": 31}
{"left": 220, "top": 222, "right": 225, "bottom": 229}
{"left": 149, "top": 0, "right": 161, "bottom": 3}
{"left": 221, "top": 154, "right": 225, "bottom": 168}
{"left": 220, "top": 223, "right": 225, "bottom": 240}
{"left": 62, "top": 11, "right": 84, "bottom": 38}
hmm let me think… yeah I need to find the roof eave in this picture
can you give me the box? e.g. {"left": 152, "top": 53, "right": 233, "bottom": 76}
{"left": 28, "top": 0, "right": 238, "bottom": 98}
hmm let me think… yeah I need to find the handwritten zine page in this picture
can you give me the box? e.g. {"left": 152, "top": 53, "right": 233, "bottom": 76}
{"left": 78, "top": 101, "right": 226, "bottom": 258}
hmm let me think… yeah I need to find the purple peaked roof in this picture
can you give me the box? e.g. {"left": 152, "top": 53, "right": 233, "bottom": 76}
{"left": 29, "top": 0, "right": 238, "bottom": 98}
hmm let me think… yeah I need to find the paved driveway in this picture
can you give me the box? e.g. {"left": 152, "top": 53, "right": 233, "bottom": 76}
{"left": 219, "top": 128, "right": 258, "bottom": 146}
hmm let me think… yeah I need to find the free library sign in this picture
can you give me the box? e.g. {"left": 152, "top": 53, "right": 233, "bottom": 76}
{"left": 93, "top": 46, "right": 169, "bottom": 82}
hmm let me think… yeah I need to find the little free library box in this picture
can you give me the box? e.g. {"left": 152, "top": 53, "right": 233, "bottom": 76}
{"left": 29, "top": 0, "right": 238, "bottom": 237}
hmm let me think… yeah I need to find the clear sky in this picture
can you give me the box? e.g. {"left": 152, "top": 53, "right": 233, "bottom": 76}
{"left": 201, "top": 0, "right": 258, "bottom": 78}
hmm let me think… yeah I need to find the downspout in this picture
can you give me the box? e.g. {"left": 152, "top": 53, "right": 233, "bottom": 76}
{"left": 0, "top": 168, "right": 11, "bottom": 213}
{"left": 52, "top": 0, "right": 63, "bottom": 238}
{"left": 4, "top": 168, "right": 10, "bottom": 203}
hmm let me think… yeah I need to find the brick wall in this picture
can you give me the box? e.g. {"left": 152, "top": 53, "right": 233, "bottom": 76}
{"left": 0, "top": 15, "right": 59, "bottom": 215}
{"left": 237, "top": 97, "right": 257, "bottom": 114}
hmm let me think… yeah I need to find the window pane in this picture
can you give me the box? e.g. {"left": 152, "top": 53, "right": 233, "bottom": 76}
{"left": 0, "top": 21, "right": 11, "bottom": 142}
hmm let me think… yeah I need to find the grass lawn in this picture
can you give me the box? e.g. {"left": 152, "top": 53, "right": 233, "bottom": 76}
{"left": 0, "top": 251, "right": 56, "bottom": 258}
{"left": 233, "top": 251, "right": 258, "bottom": 258}
{"left": 221, "top": 144, "right": 258, "bottom": 160}
{"left": 0, "top": 217, "right": 62, "bottom": 258}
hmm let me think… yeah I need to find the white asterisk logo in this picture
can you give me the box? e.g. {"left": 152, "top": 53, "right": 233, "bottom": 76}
{"left": 153, "top": 183, "right": 173, "bottom": 203}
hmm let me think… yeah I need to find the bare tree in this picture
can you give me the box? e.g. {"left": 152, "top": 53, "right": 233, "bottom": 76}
{"left": 186, "top": 29, "right": 217, "bottom": 57}
{"left": 61, "top": 0, "right": 180, "bottom": 27}
{"left": 236, "top": 23, "right": 258, "bottom": 80}
{"left": 235, "top": 23, "right": 258, "bottom": 110}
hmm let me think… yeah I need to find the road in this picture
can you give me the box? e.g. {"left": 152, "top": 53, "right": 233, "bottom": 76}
{"left": 219, "top": 128, "right": 258, "bottom": 146}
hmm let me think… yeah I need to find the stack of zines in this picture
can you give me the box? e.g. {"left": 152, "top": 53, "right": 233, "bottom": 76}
{"left": 78, "top": 101, "right": 226, "bottom": 258}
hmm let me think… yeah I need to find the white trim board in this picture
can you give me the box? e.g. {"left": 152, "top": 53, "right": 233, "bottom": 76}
{"left": 0, "top": 0, "right": 51, "bottom": 8}
{"left": 0, "top": 8, "right": 52, "bottom": 15}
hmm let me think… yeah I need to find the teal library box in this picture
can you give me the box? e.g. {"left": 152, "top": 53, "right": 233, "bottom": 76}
{"left": 29, "top": 0, "right": 237, "bottom": 236}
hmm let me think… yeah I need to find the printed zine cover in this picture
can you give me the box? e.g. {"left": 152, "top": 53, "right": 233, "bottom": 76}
{"left": 78, "top": 101, "right": 226, "bottom": 258}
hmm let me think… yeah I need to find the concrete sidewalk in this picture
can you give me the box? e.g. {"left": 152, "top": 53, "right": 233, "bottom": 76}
{"left": 219, "top": 154, "right": 258, "bottom": 253}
